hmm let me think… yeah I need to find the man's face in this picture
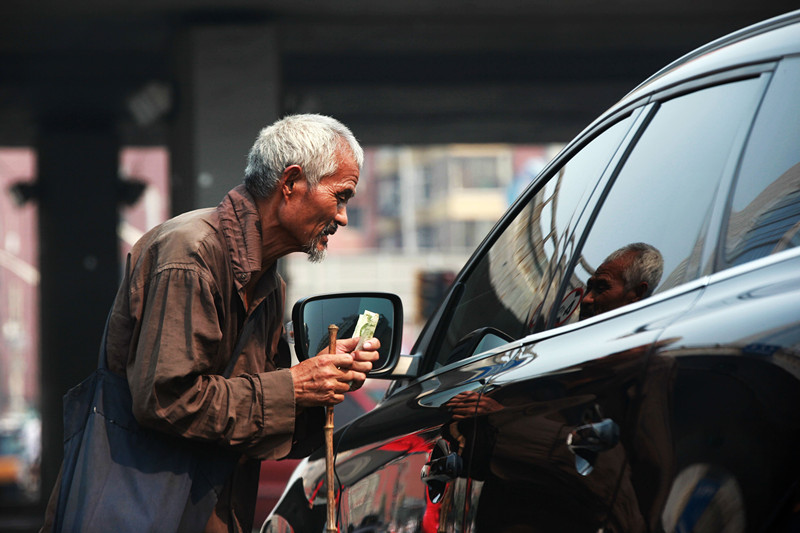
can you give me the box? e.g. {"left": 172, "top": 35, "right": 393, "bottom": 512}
{"left": 578, "top": 253, "right": 640, "bottom": 320}
{"left": 287, "top": 153, "right": 359, "bottom": 263}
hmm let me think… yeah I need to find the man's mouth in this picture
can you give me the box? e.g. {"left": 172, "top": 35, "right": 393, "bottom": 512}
{"left": 321, "top": 222, "right": 338, "bottom": 237}
{"left": 313, "top": 222, "right": 338, "bottom": 249}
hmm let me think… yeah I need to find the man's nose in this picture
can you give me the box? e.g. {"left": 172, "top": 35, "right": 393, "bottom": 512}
{"left": 335, "top": 205, "right": 348, "bottom": 226}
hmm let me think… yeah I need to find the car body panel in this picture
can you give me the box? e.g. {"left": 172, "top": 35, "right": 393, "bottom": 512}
{"left": 453, "top": 287, "right": 703, "bottom": 531}
{"left": 264, "top": 286, "right": 705, "bottom": 532}
{"left": 268, "top": 350, "right": 517, "bottom": 532}
{"left": 651, "top": 251, "right": 800, "bottom": 530}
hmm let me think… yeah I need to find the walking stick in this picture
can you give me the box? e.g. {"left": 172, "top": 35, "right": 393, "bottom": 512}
{"left": 325, "top": 324, "right": 338, "bottom": 533}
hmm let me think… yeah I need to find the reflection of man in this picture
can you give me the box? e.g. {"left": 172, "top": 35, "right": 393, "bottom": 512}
{"left": 445, "top": 383, "right": 648, "bottom": 532}
{"left": 579, "top": 243, "right": 663, "bottom": 320}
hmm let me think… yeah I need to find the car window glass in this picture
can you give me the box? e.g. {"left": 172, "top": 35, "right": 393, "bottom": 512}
{"left": 724, "top": 58, "right": 800, "bottom": 267}
{"left": 430, "top": 116, "right": 635, "bottom": 369}
{"left": 557, "top": 78, "right": 764, "bottom": 327}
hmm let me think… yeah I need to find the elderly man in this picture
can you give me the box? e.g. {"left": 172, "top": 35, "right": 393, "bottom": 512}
{"left": 579, "top": 242, "right": 663, "bottom": 320}
{"left": 45, "top": 114, "right": 379, "bottom": 532}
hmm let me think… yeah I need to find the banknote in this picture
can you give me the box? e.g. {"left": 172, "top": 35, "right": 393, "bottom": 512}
{"left": 352, "top": 310, "right": 379, "bottom": 351}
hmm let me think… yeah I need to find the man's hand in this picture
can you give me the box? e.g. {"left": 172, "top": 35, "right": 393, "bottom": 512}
{"left": 446, "top": 390, "right": 504, "bottom": 420}
{"left": 290, "top": 337, "right": 380, "bottom": 407}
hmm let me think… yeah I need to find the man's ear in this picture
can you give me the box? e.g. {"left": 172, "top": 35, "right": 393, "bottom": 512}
{"left": 280, "top": 165, "right": 304, "bottom": 198}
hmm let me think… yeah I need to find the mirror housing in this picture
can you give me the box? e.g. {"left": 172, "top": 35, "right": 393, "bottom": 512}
{"left": 445, "top": 327, "right": 513, "bottom": 366}
{"left": 291, "top": 292, "right": 404, "bottom": 376}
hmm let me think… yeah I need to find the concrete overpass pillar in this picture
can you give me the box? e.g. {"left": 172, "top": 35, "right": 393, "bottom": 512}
{"left": 170, "top": 23, "right": 282, "bottom": 214}
{"left": 37, "top": 117, "right": 121, "bottom": 512}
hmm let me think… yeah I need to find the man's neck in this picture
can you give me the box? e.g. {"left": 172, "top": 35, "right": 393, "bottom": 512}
{"left": 254, "top": 193, "right": 297, "bottom": 267}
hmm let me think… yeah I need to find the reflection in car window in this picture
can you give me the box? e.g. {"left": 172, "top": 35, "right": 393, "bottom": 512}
{"left": 431, "top": 116, "right": 635, "bottom": 369}
{"left": 725, "top": 58, "right": 800, "bottom": 267}
{"left": 558, "top": 78, "right": 764, "bottom": 327}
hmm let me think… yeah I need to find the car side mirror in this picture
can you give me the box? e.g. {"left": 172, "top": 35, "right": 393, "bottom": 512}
{"left": 445, "top": 327, "right": 514, "bottom": 365}
{"left": 291, "top": 292, "right": 404, "bottom": 375}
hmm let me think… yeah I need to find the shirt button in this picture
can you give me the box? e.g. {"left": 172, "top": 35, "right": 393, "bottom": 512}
{"left": 237, "top": 273, "right": 248, "bottom": 281}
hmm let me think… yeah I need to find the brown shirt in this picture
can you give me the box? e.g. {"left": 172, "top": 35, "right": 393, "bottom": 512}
{"left": 105, "top": 185, "right": 321, "bottom": 531}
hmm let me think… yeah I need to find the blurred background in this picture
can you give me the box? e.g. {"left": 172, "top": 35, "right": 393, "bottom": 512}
{"left": 0, "top": 1, "right": 796, "bottom": 530}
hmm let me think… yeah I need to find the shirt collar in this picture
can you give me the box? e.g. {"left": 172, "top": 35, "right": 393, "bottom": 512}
{"left": 217, "top": 184, "right": 266, "bottom": 291}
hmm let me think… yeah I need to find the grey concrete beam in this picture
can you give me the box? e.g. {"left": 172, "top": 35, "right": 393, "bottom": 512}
{"left": 169, "top": 23, "right": 282, "bottom": 214}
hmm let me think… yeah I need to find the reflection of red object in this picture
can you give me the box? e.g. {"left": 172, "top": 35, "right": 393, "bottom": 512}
{"left": 378, "top": 434, "right": 432, "bottom": 453}
{"left": 308, "top": 478, "right": 325, "bottom": 507}
{"left": 421, "top": 485, "right": 442, "bottom": 533}
{"left": 256, "top": 457, "right": 303, "bottom": 523}
{"left": 254, "top": 384, "right": 386, "bottom": 525}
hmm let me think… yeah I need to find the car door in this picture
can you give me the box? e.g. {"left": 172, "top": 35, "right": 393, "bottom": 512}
{"left": 456, "top": 290, "right": 701, "bottom": 532}
{"left": 453, "top": 69, "right": 772, "bottom": 532}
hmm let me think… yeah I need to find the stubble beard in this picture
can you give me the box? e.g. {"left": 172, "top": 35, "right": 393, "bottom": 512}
{"left": 304, "top": 221, "right": 338, "bottom": 263}
{"left": 304, "top": 237, "right": 326, "bottom": 263}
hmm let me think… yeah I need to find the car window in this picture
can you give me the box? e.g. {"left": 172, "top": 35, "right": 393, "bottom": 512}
{"left": 724, "top": 58, "right": 800, "bottom": 267}
{"left": 429, "top": 115, "right": 636, "bottom": 369}
{"left": 556, "top": 77, "right": 765, "bottom": 327}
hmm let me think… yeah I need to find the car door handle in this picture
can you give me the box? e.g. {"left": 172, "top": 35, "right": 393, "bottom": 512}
{"left": 567, "top": 418, "right": 620, "bottom": 453}
{"left": 566, "top": 418, "right": 620, "bottom": 476}
{"left": 420, "top": 452, "right": 463, "bottom": 484}
{"left": 421, "top": 451, "right": 463, "bottom": 504}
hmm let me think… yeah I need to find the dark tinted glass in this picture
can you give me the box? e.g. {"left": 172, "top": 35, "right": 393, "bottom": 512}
{"left": 558, "top": 78, "right": 764, "bottom": 326}
{"left": 725, "top": 58, "right": 800, "bottom": 267}
{"left": 431, "top": 116, "right": 635, "bottom": 368}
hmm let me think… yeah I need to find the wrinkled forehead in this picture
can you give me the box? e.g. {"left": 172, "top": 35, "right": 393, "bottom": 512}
{"left": 307, "top": 153, "right": 360, "bottom": 191}
{"left": 335, "top": 154, "right": 361, "bottom": 186}
{"left": 316, "top": 160, "right": 359, "bottom": 191}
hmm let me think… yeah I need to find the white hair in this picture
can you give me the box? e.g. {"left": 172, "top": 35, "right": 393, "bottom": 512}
{"left": 243, "top": 114, "right": 364, "bottom": 198}
{"left": 604, "top": 242, "right": 663, "bottom": 297}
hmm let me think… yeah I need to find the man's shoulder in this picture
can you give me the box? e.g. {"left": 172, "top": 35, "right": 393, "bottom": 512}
{"left": 131, "top": 207, "right": 225, "bottom": 275}
{"left": 160, "top": 207, "right": 218, "bottom": 241}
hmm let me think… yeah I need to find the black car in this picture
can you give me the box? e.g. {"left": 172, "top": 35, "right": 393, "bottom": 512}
{"left": 264, "top": 10, "right": 800, "bottom": 533}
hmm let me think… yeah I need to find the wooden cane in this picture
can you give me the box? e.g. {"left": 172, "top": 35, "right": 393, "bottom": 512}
{"left": 325, "top": 324, "right": 338, "bottom": 533}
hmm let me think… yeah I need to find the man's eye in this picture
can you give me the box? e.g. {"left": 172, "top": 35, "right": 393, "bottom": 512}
{"left": 337, "top": 192, "right": 354, "bottom": 207}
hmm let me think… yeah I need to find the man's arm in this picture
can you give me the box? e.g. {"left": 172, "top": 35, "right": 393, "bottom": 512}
{"left": 127, "top": 267, "right": 299, "bottom": 455}
{"left": 125, "top": 267, "right": 379, "bottom": 459}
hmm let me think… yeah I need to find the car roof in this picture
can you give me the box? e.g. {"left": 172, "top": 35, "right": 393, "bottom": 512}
{"left": 589, "top": 9, "right": 800, "bottom": 128}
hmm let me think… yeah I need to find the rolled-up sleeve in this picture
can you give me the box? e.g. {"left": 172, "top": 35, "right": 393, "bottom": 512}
{"left": 126, "top": 265, "right": 302, "bottom": 459}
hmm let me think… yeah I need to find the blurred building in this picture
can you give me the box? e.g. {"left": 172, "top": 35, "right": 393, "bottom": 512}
{"left": 0, "top": 151, "right": 38, "bottom": 417}
{"left": 0, "top": 150, "right": 39, "bottom": 507}
{"left": 284, "top": 143, "right": 562, "bottom": 349}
